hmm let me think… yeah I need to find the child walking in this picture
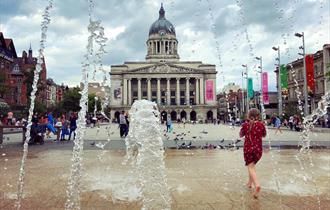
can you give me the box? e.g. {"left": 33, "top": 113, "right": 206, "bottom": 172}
{"left": 239, "top": 108, "right": 266, "bottom": 198}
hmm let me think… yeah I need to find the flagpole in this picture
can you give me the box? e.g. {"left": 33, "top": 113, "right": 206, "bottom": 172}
{"left": 272, "top": 46, "right": 282, "bottom": 116}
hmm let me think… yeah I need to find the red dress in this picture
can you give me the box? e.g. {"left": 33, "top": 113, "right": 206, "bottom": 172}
{"left": 240, "top": 121, "right": 266, "bottom": 166}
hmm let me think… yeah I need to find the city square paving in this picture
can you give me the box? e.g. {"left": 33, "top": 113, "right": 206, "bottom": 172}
{"left": 0, "top": 123, "right": 329, "bottom": 209}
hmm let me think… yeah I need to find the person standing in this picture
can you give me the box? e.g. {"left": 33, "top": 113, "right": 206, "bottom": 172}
{"left": 274, "top": 116, "right": 282, "bottom": 134}
{"left": 119, "top": 111, "right": 127, "bottom": 138}
{"left": 240, "top": 108, "right": 266, "bottom": 198}
{"left": 7, "top": 111, "right": 13, "bottom": 125}
{"left": 69, "top": 112, "right": 77, "bottom": 140}
{"left": 166, "top": 117, "right": 172, "bottom": 133}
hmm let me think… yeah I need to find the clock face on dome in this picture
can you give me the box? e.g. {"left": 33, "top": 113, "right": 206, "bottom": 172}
{"left": 159, "top": 30, "right": 166, "bottom": 36}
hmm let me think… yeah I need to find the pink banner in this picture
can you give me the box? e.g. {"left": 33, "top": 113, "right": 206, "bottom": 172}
{"left": 205, "top": 80, "right": 214, "bottom": 101}
{"left": 262, "top": 72, "right": 269, "bottom": 105}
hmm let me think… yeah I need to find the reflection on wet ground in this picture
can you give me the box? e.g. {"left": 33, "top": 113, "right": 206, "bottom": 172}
{"left": 1, "top": 147, "right": 329, "bottom": 209}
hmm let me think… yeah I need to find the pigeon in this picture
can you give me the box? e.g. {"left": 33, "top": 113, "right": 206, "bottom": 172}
{"left": 235, "top": 139, "right": 241, "bottom": 144}
{"left": 192, "top": 136, "right": 197, "bottom": 139}
{"left": 90, "top": 141, "right": 95, "bottom": 146}
{"left": 201, "top": 130, "right": 208, "bottom": 134}
{"left": 220, "top": 139, "right": 224, "bottom": 143}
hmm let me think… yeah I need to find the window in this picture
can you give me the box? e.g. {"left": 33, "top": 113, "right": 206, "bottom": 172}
{"left": 170, "top": 98, "right": 176, "bottom": 105}
{"left": 133, "top": 91, "right": 137, "bottom": 97}
{"left": 152, "top": 91, "right": 157, "bottom": 97}
{"left": 142, "top": 91, "right": 147, "bottom": 97}
{"left": 171, "top": 91, "right": 175, "bottom": 96}
{"left": 180, "top": 91, "right": 185, "bottom": 96}
{"left": 180, "top": 98, "right": 185, "bottom": 105}
{"left": 314, "top": 65, "right": 318, "bottom": 76}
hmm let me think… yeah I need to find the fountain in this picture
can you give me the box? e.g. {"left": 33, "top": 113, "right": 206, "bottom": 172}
{"left": 16, "top": 1, "right": 53, "bottom": 209}
{"left": 123, "top": 100, "right": 172, "bottom": 210}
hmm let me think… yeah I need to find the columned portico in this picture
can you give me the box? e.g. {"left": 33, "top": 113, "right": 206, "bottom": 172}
{"left": 166, "top": 78, "right": 171, "bottom": 105}
{"left": 186, "top": 78, "right": 190, "bottom": 105}
{"left": 137, "top": 78, "right": 141, "bottom": 100}
{"left": 147, "top": 78, "right": 151, "bottom": 101}
{"left": 176, "top": 78, "right": 180, "bottom": 105}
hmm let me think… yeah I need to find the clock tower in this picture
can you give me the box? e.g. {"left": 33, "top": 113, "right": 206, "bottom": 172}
{"left": 145, "top": 4, "right": 180, "bottom": 62}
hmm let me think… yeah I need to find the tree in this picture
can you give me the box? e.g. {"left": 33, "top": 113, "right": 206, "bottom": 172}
{"left": 61, "top": 87, "right": 82, "bottom": 112}
{"left": 23, "top": 68, "right": 46, "bottom": 105}
{"left": 88, "top": 93, "right": 102, "bottom": 113}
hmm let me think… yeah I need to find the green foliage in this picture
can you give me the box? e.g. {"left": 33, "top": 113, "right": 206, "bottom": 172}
{"left": 61, "top": 87, "right": 82, "bottom": 112}
{"left": 0, "top": 101, "right": 10, "bottom": 116}
{"left": 34, "top": 100, "right": 47, "bottom": 114}
{"left": 88, "top": 93, "right": 102, "bottom": 113}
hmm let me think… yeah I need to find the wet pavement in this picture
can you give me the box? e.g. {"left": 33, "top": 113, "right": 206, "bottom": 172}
{"left": 0, "top": 143, "right": 329, "bottom": 210}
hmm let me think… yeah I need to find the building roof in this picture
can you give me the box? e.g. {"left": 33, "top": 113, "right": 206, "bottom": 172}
{"left": 148, "top": 4, "right": 176, "bottom": 36}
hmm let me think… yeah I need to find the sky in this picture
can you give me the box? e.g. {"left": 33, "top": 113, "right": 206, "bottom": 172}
{"left": 0, "top": 0, "right": 329, "bottom": 93}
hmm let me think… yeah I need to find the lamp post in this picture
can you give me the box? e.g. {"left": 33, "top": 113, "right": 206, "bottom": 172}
{"left": 295, "top": 32, "right": 308, "bottom": 116}
{"left": 272, "top": 46, "right": 282, "bottom": 116}
{"left": 255, "top": 56, "right": 263, "bottom": 120}
{"left": 242, "top": 64, "right": 249, "bottom": 113}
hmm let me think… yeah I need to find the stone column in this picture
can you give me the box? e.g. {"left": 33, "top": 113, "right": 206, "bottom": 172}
{"left": 195, "top": 78, "right": 199, "bottom": 105}
{"left": 186, "top": 78, "right": 190, "bottom": 105}
{"left": 176, "top": 78, "right": 180, "bottom": 105}
{"left": 200, "top": 78, "right": 204, "bottom": 104}
{"left": 137, "top": 78, "right": 141, "bottom": 100}
{"left": 147, "top": 78, "right": 151, "bottom": 101}
{"left": 128, "top": 79, "right": 132, "bottom": 105}
{"left": 157, "top": 78, "right": 161, "bottom": 104}
{"left": 167, "top": 78, "right": 171, "bottom": 105}
{"left": 123, "top": 78, "right": 127, "bottom": 105}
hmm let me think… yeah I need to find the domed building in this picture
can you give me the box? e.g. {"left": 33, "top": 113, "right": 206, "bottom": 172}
{"left": 110, "top": 4, "right": 217, "bottom": 122}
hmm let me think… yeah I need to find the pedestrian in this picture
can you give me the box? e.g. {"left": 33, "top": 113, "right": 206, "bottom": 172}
{"left": 119, "top": 111, "right": 127, "bottom": 137}
{"left": 61, "top": 120, "right": 69, "bottom": 140}
{"left": 7, "top": 111, "right": 13, "bottom": 125}
{"left": 69, "top": 112, "right": 77, "bottom": 140}
{"left": 182, "top": 117, "right": 186, "bottom": 129}
{"left": 288, "top": 116, "right": 294, "bottom": 130}
{"left": 274, "top": 116, "right": 282, "bottom": 134}
{"left": 125, "top": 112, "right": 129, "bottom": 136}
{"left": 166, "top": 117, "right": 172, "bottom": 133}
{"left": 239, "top": 108, "right": 266, "bottom": 198}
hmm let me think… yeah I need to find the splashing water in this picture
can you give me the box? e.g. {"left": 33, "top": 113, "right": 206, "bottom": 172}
{"left": 15, "top": 1, "right": 53, "bottom": 209}
{"left": 123, "top": 100, "right": 172, "bottom": 210}
{"left": 65, "top": 1, "right": 107, "bottom": 209}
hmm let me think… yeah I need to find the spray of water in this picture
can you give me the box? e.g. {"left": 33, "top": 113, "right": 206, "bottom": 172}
{"left": 65, "top": 1, "right": 107, "bottom": 209}
{"left": 15, "top": 1, "right": 53, "bottom": 209}
{"left": 123, "top": 100, "right": 172, "bottom": 210}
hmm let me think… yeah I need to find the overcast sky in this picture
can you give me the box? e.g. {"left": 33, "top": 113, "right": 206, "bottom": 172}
{"left": 0, "top": 0, "right": 329, "bottom": 92}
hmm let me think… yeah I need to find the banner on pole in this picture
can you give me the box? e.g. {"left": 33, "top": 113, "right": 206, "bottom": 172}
{"left": 280, "top": 64, "right": 288, "bottom": 96}
{"left": 248, "top": 78, "right": 254, "bottom": 99}
{"left": 305, "top": 54, "right": 315, "bottom": 94}
{"left": 205, "top": 80, "right": 214, "bottom": 101}
{"left": 262, "top": 72, "right": 269, "bottom": 105}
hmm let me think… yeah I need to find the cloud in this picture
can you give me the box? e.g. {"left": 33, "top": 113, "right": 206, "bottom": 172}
{"left": 0, "top": 0, "right": 328, "bottom": 91}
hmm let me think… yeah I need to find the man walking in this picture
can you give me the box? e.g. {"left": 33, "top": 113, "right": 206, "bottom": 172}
{"left": 119, "top": 111, "right": 128, "bottom": 137}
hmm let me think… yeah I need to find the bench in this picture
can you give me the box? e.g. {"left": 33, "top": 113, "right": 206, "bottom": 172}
{"left": 0, "top": 125, "right": 27, "bottom": 144}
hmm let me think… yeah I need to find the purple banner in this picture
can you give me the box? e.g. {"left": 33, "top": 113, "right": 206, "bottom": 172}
{"left": 262, "top": 72, "right": 269, "bottom": 105}
{"left": 205, "top": 80, "right": 214, "bottom": 102}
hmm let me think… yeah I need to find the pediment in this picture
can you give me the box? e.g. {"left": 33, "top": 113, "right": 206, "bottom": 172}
{"left": 128, "top": 64, "right": 203, "bottom": 74}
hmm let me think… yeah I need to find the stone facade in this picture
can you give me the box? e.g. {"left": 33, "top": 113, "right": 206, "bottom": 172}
{"left": 109, "top": 5, "right": 217, "bottom": 122}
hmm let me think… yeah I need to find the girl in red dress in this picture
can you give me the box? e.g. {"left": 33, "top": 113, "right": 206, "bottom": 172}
{"left": 239, "top": 108, "right": 266, "bottom": 198}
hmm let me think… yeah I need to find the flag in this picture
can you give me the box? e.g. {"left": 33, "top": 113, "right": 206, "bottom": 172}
{"left": 262, "top": 72, "right": 269, "bottom": 105}
{"left": 280, "top": 65, "right": 288, "bottom": 96}
{"left": 305, "top": 54, "right": 315, "bottom": 94}
{"left": 248, "top": 78, "right": 254, "bottom": 99}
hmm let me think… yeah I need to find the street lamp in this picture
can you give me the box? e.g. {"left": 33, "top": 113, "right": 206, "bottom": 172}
{"left": 255, "top": 56, "right": 264, "bottom": 120}
{"left": 272, "top": 46, "right": 282, "bottom": 116}
{"left": 242, "top": 64, "right": 249, "bottom": 113}
{"left": 295, "top": 32, "right": 308, "bottom": 116}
